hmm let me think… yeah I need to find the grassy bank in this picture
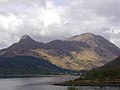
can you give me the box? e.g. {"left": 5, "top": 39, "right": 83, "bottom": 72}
{"left": 56, "top": 78, "right": 120, "bottom": 87}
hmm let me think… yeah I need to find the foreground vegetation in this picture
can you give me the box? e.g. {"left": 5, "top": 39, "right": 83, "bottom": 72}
{"left": 56, "top": 67, "right": 120, "bottom": 86}
{"left": 67, "top": 86, "right": 78, "bottom": 90}
{"left": 56, "top": 56, "right": 120, "bottom": 86}
{"left": 59, "top": 79, "right": 120, "bottom": 86}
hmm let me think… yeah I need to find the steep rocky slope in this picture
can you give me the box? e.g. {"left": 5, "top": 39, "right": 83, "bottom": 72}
{"left": 0, "top": 33, "right": 120, "bottom": 70}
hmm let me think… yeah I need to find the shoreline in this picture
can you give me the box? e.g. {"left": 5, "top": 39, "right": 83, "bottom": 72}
{"left": 54, "top": 79, "right": 120, "bottom": 87}
{"left": 0, "top": 75, "right": 120, "bottom": 87}
{"left": 0, "top": 75, "right": 76, "bottom": 80}
{"left": 54, "top": 83, "right": 120, "bottom": 87}
{"left": 0, "top": 75, "right": 73, "bottom": 79}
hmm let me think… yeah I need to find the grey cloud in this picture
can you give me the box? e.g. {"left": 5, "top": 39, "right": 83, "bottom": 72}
{"left": 83, "top": 0, "right": 120, "bottom": 25}
{"left": 0, "top": 0, "right": 120, "bottom": 49}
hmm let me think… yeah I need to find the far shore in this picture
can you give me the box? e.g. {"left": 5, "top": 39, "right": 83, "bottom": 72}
{"left": 0, "top": 75, "right": 72, "bottom": 78}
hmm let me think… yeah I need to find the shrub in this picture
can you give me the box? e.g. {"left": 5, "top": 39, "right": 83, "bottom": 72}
{"left": 67, "top": 86, "right": 78, "bottom": 90}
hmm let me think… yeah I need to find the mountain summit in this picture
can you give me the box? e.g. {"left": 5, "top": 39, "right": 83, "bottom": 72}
{"left": 0, "top": 33, "right": 120, "bottom": 70}
{"left": 65, "top": 33, "right": 96, "bottom": 41}
{"left": 20, "top": 35, "right": 33, "bottom": 41}
{"left": 19, "top": 35, "right": 39, "bottom": 44}
{"left": 6, "top": 35, "right": 44, "bottom": 51}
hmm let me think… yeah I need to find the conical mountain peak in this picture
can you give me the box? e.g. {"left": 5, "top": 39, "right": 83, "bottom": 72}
{"left": 19, "top": 35, "right": 34, "bottom": 43}
{"left": 8, "top": 35, "right": 44, "bottom": 50}
{"left": 20, "top": 35, "right": 32, "bottom": 40}
{"left": 21, "top": 35, "right": 31, "bottom": 40}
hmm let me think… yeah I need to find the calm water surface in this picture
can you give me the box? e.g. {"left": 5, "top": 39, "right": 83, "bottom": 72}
{"left": 0, "top": 76, "right": 119, "bottom": 90}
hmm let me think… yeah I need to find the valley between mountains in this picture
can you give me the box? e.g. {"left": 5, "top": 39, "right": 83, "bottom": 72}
{"left": 0, "top": 33, "right": 120, "bottom": 74}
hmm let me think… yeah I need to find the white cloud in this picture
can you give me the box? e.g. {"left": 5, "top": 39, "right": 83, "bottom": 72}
{"left": 0, "top": 0, "right": 120, "bottom": 49}
{"left": 38, "top": 9, "right": 62, "bottom": 27}
{"left": 0, "top": 14, "right": 22, "bottom": 31}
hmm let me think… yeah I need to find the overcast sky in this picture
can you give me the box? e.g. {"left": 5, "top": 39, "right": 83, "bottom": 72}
{"left": 0, "top": 0, "right": 120, "bottom": 49}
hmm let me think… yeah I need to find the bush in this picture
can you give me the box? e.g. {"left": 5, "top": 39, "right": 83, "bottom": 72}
{"left": 67, "top": 86, "right": 78, "bottom": 90}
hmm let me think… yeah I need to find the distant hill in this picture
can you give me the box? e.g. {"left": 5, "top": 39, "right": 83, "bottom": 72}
{"left": 0, "top": 56, "right": 74, "bottom": 75}
{"left": 102, "top": 56, "right": 120, "bottom": 68}
{"left": 87, "top": 56, "right": 120, "bottom": 79}
{"left": 0, "top": 33, "right": 120, "bottom": 71}
{"left": 98, "top": 56, "right": 120, "bottom": 69}
{"left": 57, "top": 56, "right": 120, "bottom": 86}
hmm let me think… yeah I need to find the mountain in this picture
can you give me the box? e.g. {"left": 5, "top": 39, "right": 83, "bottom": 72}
{"left": 87, "top": 56, "right": 120, "bottom": 79}
{"left": 0, "top": 56, "right": 73, "bottom": 75}
{"left": 98, "top": 56, "right": 120, "bottom": 69}
{"left": 64, "top": 33, "right": 120, "bottom": 69}
{"left": 0, "top": 33, "right": 120, "bottom": 71}
{"left": 65, "top": 33, "right": 120, "bottom": 57}
{"left": 8, "top": 35, "right": 45, "bottom": 50}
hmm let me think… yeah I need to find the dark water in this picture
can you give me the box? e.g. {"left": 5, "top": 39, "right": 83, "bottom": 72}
{"left": 0, "top": 76, "right": 119, "bottom": 90}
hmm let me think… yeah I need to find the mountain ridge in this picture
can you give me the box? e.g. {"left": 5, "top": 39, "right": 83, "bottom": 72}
{"left": 0, "top": 33, "right": 120, "bottom": 71}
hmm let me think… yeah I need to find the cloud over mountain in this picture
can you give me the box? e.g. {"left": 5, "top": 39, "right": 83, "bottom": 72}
{"left": 0, "top": 0, "right": 120, "bottom": 49}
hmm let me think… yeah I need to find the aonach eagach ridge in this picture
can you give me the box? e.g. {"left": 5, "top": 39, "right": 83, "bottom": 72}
{"left": 0, "top": 33, "right": 120, "bottom": 75}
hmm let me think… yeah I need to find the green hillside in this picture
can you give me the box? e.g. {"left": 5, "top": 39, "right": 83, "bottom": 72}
{"left": 0, "top": 56, "right": 74, "bottom": 75}
{"left": 87, "top": 56, "right": 120, "bottom": 79}
{"left": 57, "top": 56, "right": 120, "bottom": 86}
